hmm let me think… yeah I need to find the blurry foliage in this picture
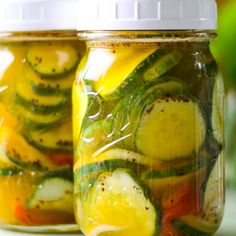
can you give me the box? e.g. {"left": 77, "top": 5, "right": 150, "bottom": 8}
{"left": 211, "top": 0, "right": 236, "bottom": 188}
{"left": 211, "top": 0, "right": 236, "bottom": 89}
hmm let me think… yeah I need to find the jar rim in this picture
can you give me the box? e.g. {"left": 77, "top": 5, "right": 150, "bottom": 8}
{"left": 77, "top": 30, "right": 217, "bottom": 43}
{"left": 0, "top": 30, "right": 78, "bottom": 42}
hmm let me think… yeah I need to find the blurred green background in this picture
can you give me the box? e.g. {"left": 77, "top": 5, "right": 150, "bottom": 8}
{"left": 212, "top": 0, "right": 236, "bottom": 190}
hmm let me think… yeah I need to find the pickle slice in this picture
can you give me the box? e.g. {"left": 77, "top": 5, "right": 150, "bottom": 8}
{"left": 23, "top": 64, "right": 74, "bottom": 95}
{"left": 173, "top": 218, "right": 214, "bottom": 236}
{"left": 77, "top": 169, "right": 157, "bottom": 236}
{"left": 15, "top": 104, "right": 68, "bottom": 130}
{"left": 92, "top": 47, "right": 156, "bottom": 101}
{"left": 25, "top": 121, "right": 73, "bottom": 152}
{"left": 15, "top": 75, "right": 68, "bottom": 114}
{"left": 26, "top": 43, "right": 79, "bottom": 77}
{"left": 135, "top": 95, "right": 206, "bottom": 161}
{"left": 5, "top": 129, "right": 56, "bottom": 171}
{"left": 26, "top": 178, "right": 73, "bottom": 213}
{"left": 211, "top": 73, "right": 224, "bottom": 144}
{"left": 143, "top": 50, "right": 182, "bottom": 81}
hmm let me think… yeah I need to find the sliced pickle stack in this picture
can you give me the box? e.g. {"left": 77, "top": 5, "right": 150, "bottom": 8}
{"left": 74, "top": 43, "right": 224, "bottom": 236}
{"left": 0, "top": 41, "right": 81, "bottom": 226}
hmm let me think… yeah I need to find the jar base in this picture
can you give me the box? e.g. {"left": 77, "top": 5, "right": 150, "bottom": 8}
{"left": 0, "top": 223, "right": 80, "bottom": 234}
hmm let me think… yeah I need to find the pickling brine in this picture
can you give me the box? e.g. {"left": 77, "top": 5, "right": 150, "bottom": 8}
{"left": 73, "top": 32, "right": 224, "bottom": 236}
{"left": 0, "top": 35, "right": 85, "bottom": 230}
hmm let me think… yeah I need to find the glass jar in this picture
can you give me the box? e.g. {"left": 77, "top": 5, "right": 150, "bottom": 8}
{"left": 73, "top": 1, "right": 224, "bottom": 236}
{"left": 0, "top": 0, "right": 85, "bottom": 233}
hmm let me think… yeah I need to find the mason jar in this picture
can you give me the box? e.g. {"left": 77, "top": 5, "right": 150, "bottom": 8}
{"left": 0, "top": 0, "right": 85, "bottom": 232}
{"left": 73, "top": 0, "right": 224, "bottom": 236}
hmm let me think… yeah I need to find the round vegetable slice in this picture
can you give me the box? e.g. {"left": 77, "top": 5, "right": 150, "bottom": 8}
{"left": 211, "top": 72, "right": 224, "bottom": 144}
{"left": 77, "top": 169, "right": 157, "bottom": 236}
{"left": 173, "top": 218, "right": 213, "bottom": 236}
{"left": 5, "top": 128, "right": 56, "bottom": 171}
{"left": 173, "top": 215, "right": 218, "bottom": 235}
{"left": 25, "top": 120, "right": 73, "bottom": 153}
{"left": 143, "top": 159, "right": 207, "bottom": 202}
{"left": 74, "top": 120, "right": 112, "bottom": 171}
{"left": 120, "top": 77, "right": 187, "bottom": 149}
{"left": 23, "top": 64, "right": 74, "bottom": 95}
{"left": 15, "top": 104, "right": 68, "bottom": 130}
{"left": 135, "top": 95, "right": 206, "bottom": 161}
{"left": 26, "top": 43, "right": 79, "bottom": 77}
{"left": 92, "top": 47, "right": 157, "bottom": 101}
{"left": 143, "top": 50, "right": 182, "bottom": 81}
{"left": 25, "top": 178, "right": 73, "bottom": 213}
{"left": 95, "top": 148, "right": 162, "bottom": 166}
{"left": 15, "top": 75, "right": 68, "bottom": 115}
{"left": 203, "top": 153, "right": 224, "bottom": 228}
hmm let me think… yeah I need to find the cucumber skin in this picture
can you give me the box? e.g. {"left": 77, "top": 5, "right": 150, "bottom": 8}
{"left": 28, "top": 61, "right": 78, "bottom": 79}
{"left": 142, "top": 158, "right": 207, "bottom": 180}
{"left": 101, "top": 49, "right": 178, "bottom": 101}
{"left": 102, "top": 49, "right": 182, "bottom": 101}
{"left": 25, "top": 168, "right": 74, "bottom": 209}
{"left": 32, "top": 84, "right": 71, "bottom": 96}
{"left": 25, "top": 177, "right": 74, "bottom": 212}
{"left": 15, "top": 107, "right": 69, "bottom": 131}
{"left": 0, "top": 167, "right": 22, "bottom": 176}
{"left": 7, "top": 155, "right": 49, "bottom": 172}
{"left": 24, "top": 130, "right": 73, "bottom": 153}
{"left": 24, "top": 135, "right": 73, "bottom": 153}
{"left": 75, "top": 159, "right": 145, "bottom": 184}
{"left": 26, "top": 44, "right": 79, "bottom": 79}
{"left": 14, "top": 93, "right": 69, "bottom": 115}
{"left": 42, "top": 167, "right": 73, "bottom": 182}
{"left": 143, "top": 51, "right": 182, "bottom": 81}
{"left": 173, "top": 220, "right": 212, "bottom": 236}
{"left": 19, "top": 117, "right": 66, "bottom": 131}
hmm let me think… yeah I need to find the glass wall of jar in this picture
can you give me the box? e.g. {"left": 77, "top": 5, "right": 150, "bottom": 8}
{"left": 73, "top": 1, "right": 225, "bottom": 236}
{"left": 0, "top": 0, "right": 85, "bottom": 233}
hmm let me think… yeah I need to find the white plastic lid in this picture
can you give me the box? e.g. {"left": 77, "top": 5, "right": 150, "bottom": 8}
{"left": 0, "top": 0, "right": 77, "bottom": 32}
{"left": 76, "top": 0, "right": 217, "bottom": 31}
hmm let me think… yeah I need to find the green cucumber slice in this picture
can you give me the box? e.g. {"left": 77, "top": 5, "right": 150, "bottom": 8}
{"left": 91, "top": 47, "right": 156, "bottom": 101}
{"left": 25, "top": 121, "right": 72, "bottom": 152}
{"left": 173, "top": 218, "right": 213, "bottom": 236}
{"left": 26, "top": 43, "right": 79, "bottom": 77}
{"left": 23, "top": 64, "right": 74, "bottom": 95}
{"left": 143, "top": 50, "right": 182, "bottom": 81}
{"left": 203, "top": 153, "right": 224, "bottom": 227}
{"left": 15, "top": 104, "right": 68, "bottom": 130}
{"left": 5, "top": 130, "right": 56, "bottom": 171}
{"left": 75, "top": 159, "right": 144, "bottom": 189}
{"left": 94, "top": 148, "right": 162, "bottom": 166}
{"left": 172, "top": 155, "right": 223, "bottom": 236}
{"left": 15, "top": 75, "right": 68, "bottom": 115}
{"left": 0, "top": 166, "right": 21, "bottom": 176}
{"left": 142, "top": 158, "right": 206, "bottom": 180}
{"left": 135, "top": 95, "right": 206, "bottom": 161}
{"left": 42, "top": 166, "right": 73, "bottom": 182}
{"left": 211, "top": 72, "right": 224, "bottom": 144}
{"left": 112, "top": 78, "right": 189, "bottom": 148}
{"left": 91, "top": 48, "right": 182, "bottom": 101}
{"left": 142, "top": 159, "right": 207, "bottom": 200}
{"left": 26, "top": 178, "right": 73, "bottom": 213}
{"left": 74, "top": 119, "right": 113, "bottom": 171}
{"left": 77, "top": 169, "right": 157, "bottom": 236}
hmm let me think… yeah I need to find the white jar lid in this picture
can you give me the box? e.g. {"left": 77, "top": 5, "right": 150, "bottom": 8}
{"left": 0, "top": 0, "right": 77, "bottom": 32}
{"left": 76, "top": 0, "right": 217, "bottom": 31}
